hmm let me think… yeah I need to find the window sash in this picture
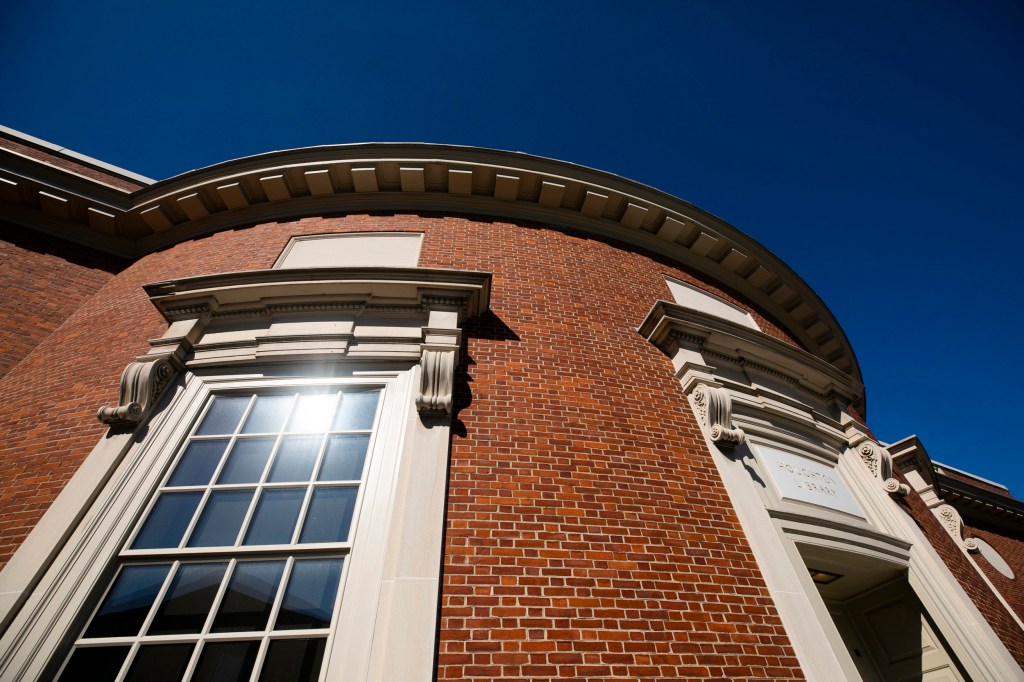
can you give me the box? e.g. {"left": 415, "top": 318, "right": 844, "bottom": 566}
{"left": 56, "top": 384, "right": 390, "bottom": 682}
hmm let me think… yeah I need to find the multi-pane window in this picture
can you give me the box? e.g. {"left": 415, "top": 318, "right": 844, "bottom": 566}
{"left": 56, "top": 388, "right": 382, "bottom": 682}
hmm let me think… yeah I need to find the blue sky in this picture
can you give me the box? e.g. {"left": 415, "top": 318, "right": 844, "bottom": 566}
{"left": 3, "top": 1, "right": 1023, "bottom": 490}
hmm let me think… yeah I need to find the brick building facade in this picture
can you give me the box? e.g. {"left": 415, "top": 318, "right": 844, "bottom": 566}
{"left": 0, "top": 127, "right": 1020, "bottom": 680}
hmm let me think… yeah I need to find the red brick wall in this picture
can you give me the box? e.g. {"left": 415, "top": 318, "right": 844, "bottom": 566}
{"left": 898, "top": 490, "right": 1024, "bottom": 667}
{"left": 0, "top": 220, "right": 126, "bottom": 379}
{"left": 0, "top": 214, "right": 803, "bottom": 679}
{"left": 961, "top": 517, "right": 1024, "bottom": 624}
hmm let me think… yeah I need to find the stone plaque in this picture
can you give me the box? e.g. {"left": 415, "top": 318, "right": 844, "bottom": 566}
{"left": 758, "top": 445, "right": 865, "bottom": 518}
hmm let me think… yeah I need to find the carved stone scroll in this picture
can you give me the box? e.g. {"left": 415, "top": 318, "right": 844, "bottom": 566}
{"left": 692, "top": 384, "right": 744, "bottom": 446}
{"left": 935, "top": 504, "right": 980, "bottom": 553}
{"left": 858, "top": 441, "right": 910, "bottom": 497}
{"left": 858, "top": 441, "right": 881, "bottom": 478}
{"left": 97, "top": 358, "right": 177, "bottom": 427}
{"left": 416, "top": 348, "right": 456, "bottom": 416}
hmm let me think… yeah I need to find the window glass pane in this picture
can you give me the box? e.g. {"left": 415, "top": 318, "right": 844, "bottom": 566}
{"left": 131, "top": 492, "right": 203, "bottom": 549}
{"left": 258, "top": 638, "right": 327, "bottom": 682}
{"left": 58, "top": 646, "right": 131, "bottom": 682}
{"left": 83, "top": 564, "right": 170, "bottom": 638}
{"left": 186, "top": 490, "right": 254, "bottom": 547}
{"left": 167, "top": 440, "right": 228, "bottom": 487}
{"left": 211, "top": 561, "right": 286, "bottom": 632}
{"left": 240, "top": 394, "right": 293, "bottom": 434}
{"left": 148, "top": 562, "right": 227, "bottom": 635}
{"left": 243, "top": 489, "right": 305, "bottom": 546}
{"left": 318, "top": 435, "right": 369, "bottom": 481}
{"left": 191, "top": 641, "right": 260, "bottom": 682}
{"left": 286, "top": 393, "right": 337, "bottom": 433}
{"left": 299, "top": 487, "right": 358, "bottom": 544}
{"left": 332, "top": 391, "right": 380, "bottom": 431}
{"left": 123, "top": 643, "right": 194, "bottom": 682}
{"left": 267, "top": 436, "right": 321, "bottom": 483}
{"left": 275, "top": 558, "right": 343, "bottom": 630}
{"left": 217, "top": 438, "right": 275, "bottom": 484}
{"left": 195, "top": 396, "right": 250, "bottom": 436}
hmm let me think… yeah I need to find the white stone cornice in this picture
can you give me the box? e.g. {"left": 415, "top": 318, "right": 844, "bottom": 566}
{"left": 130, "top": 268, "right": 489, "bottom": 417}
{"left": 639, "top": 300, "right": 863, "bottom": 407}
{"left": 143, "top": 266, "right": 491, "bottom": 319}
{"left": 0, "top": 142, "right": 861, "bottom": 385}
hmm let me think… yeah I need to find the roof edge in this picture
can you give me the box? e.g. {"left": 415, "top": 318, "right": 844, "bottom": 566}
{"left": 0, "top": 139, "right": 864, "bottom": 391}
{"left": 0, "top": 125, "right": 155, "bottom": 185}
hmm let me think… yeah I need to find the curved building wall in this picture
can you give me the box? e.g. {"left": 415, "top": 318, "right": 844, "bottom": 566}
{"left": 0, "top": 220, "right": 125, "bottom": 380}
{"left": 0, "top": 213, "right": 806, "bottom": 677}
{"left": 0, "top": 134, "right": 1021, "bottom": 681}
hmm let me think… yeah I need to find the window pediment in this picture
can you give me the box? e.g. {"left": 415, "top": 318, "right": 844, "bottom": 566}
{"left": 640, "top": 300, "right": 863, "bottom": 408}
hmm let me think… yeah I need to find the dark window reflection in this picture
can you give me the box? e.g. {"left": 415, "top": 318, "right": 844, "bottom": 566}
{"left": 123, "top": 643, "right": 194, "bottom": 682}
{"left": 258, "top": 639, "right": 327, "bottom": 682}
{"left": 191, "top": 641, "right": 260, "bottom": 682}
{"left": 276, "top": 559, "right": 343, "bottom": 630}
{"left": 84, "top": 564, "right": 170, "bottom": 638}
{"left": 131, "top": 492, "right": 202, "bottom": 549}
{"left": 186, "top": 490, "right": 253, "bottom": 547}
{"left": 58, "top": 646, "right": 131, "bottom": 682}
{"left": 167, "top": 440, "right": 228, "bottom": 487}
{"left": 299, "top": 488, "right": 357, "bottom": 544}
{"left": 243, "top": 489, "right": 304, "bottom": 546}
{"left": 212, "top": 561, "right": 285, "bottom": 632}
{"left": 217, "top": 438, "right": 275, "bottom": 484}
{"left": 148, "top": 563, "right": 227, "bottom": 635}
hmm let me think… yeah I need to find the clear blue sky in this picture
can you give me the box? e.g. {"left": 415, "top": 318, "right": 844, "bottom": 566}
{"left": 3, "top": 2, "right": 1023, "bottom": 491}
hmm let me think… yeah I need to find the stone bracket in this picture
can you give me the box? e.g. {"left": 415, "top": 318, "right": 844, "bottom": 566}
{"left": 97, "top": 358, "right": 178, "bottom": 428}
{"left": 856, "top": 440, "right": 910, "bottom": 498}
{"left": 692, "top": 383, "right": 744, "bottom": 446}
{"left": 935, "top": 504, "right": 980, "bottom": 553}
{"left": 416, "top": 347, "right": 456, "bottom": 416}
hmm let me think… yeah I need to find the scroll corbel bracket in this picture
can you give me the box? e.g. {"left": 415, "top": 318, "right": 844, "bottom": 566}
{"left": 935, "top": 504, "right": 980, "bottom": 553}
{"left": 416, "top": 347, "right": 456, "bottom": 416}
{"left": 692, "top": 384, "right": 744, "bottom": 447}
{"left": 97, "top": 358, "right": 178, "bottom": 428}
{"left": 858, "top": 441, "right": 910, "bottom": 497}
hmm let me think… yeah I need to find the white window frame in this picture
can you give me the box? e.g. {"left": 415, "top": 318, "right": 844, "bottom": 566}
{"left": 0, "top": 368, "right": 425, "bottom": 681}
{"left": 53, "top": 376, "right": 403, "bottom": 681}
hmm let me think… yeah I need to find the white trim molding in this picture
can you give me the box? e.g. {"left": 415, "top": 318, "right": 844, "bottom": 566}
{"left": 0, "top": 265, "right": 492, "bottom": 682}
{"left": 641, "top": 299, "right": 1023, "bottom": 681}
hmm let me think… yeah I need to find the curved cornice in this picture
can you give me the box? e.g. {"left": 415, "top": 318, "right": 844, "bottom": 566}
{"left": 0, "top": 141, "right": 862, "bottom": 386}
